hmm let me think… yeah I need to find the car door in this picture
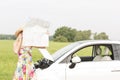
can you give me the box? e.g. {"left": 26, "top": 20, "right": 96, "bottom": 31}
{"left": 65, "top": 45, "right": 120, "bottom": 80}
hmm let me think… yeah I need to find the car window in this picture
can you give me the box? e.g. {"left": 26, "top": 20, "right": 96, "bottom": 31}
{"left": 60, "top": 44, "right": 114, "bottom": 63}
{"left": 60, "top": 46, "right": 94, "bottom": 63}
{"left": 73, "top": 45, "right": 113, "bottom": 62}
{"left": 112, "top": 44, "right": 120, "bottom": 60}
{"left": 99, "top": 46, "right": 112, "bottom": 56}
{"left": 71, "top": 46, "right": 94, "bottom": 62}
{"left": 72, "top": 46, "right": 93, "bottom": 57}
{"left": 93, "top": 45, "right": 113, "bottom": 61}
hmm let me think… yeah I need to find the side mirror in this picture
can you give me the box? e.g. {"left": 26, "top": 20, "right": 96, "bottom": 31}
{"left": 69, "top": 56, "right": 81, "bottom": 69}
{"left": 71, "top": 56, "right": 81, "bottom": 63}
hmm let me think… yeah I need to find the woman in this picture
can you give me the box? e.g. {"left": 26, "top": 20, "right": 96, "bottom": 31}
{"left": 13, "top": 28, "right": 35, "bottom": 80}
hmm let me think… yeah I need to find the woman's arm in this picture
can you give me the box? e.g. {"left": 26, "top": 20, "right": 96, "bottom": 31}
{"left": 13, "top": 33, "right": 23, "bottom": 55}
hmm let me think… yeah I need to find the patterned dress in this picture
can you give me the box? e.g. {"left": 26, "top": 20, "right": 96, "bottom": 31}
{"left": 13, "top": 48, "right": 35, "bottom": 80}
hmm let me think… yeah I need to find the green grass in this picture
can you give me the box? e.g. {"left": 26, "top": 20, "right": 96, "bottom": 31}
{"left": 0, "top": 40, "right": 69, "bottom": 80}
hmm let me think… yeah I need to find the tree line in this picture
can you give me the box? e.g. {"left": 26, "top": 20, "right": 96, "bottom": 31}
{"left": 53, "top": 26, "right": 109, "bottom": 42}
{"left": 0, "top": 26, "right": 109, "bottom": 41}
{"left": 0, "top": 34, "right": 16, "bottom": 40}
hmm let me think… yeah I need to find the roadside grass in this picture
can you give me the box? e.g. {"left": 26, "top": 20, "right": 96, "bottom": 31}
{"left": 0, "top": 40, "right": 70, "bottom": 80}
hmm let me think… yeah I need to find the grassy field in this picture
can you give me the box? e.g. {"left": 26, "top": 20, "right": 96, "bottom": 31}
{"left": 0, "top": 40, "right": 70, "bottom": 80}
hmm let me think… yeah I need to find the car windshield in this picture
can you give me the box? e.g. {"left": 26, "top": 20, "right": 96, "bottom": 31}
{"left": 52, "top": 41, "right": 82, "bottom": 61}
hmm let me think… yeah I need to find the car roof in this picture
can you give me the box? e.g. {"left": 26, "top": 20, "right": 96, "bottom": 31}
{"left": 76, "top": 40, "right": 120, "bottom": 45}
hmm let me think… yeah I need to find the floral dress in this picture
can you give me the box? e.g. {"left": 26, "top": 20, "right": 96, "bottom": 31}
{"left": 13, "top": 48, "right": 35, "bottom": 80}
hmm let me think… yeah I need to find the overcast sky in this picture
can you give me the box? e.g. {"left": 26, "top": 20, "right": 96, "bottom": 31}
{"left": 0, "top": 0, "right": 120, "bottom": 40}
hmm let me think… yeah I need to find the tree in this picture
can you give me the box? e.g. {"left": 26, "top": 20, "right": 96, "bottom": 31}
{"left": 82, "top": 30, "right": 91, "bottom": 40}
{"left": 94, "top": 32, "right": 109, "bottom": 40}
{"left": 53, "top": 26, "right": 77, "bottom": 42}
{"left": 0, "top": 34, "right": 16, "bottom": 40}
{"left": 74, "top": 30, "right": 91, "bottom": 41}
{"left": 74, "top": 31, "right": 83, "bottom": 41}
{"left": 53, "top": 35, "right": 68, "bottom": 42}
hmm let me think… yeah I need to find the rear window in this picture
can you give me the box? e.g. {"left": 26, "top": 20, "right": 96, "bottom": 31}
{"left": 112, "top": 44, "right": 120, "bottom": 60}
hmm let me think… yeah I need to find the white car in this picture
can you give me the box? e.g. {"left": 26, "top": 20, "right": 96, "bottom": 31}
{"left": 34, "top": 40, "right": 120, "bottom": 80}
